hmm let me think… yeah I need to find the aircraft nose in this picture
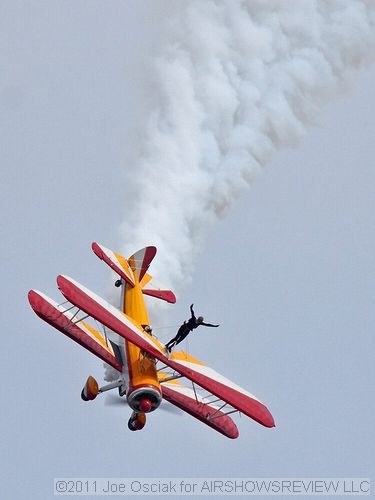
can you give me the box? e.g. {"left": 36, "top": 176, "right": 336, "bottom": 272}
{"left": 139, "top": 398, "right": 153, "bottom": 412}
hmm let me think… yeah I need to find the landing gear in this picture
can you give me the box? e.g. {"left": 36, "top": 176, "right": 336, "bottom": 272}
{"left": 81, "top": 376, "right": 100, "bottom": 401}
{"left": 128, "top": 411, "right": 146, "bottom": 431}
{"left": 81, "top": 378, "right": 124, "bottom": 401}
{"left": 81, "top": 389, "right": 89, "bottom": 401}
{"left": 115, "top": 279, "right": 122, "bottom": 288}
{"left": 118, "top": 384, "right": 127, "bottom": 397}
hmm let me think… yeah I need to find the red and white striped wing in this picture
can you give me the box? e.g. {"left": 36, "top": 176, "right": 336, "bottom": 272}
{"left": 56, "top": 275, "right": 166, "bottom": 356}
{"left": 56, "top": 275, "right": 275, "bottom": 428}
{"left": 161, "top": 382, "right": 239, "bottom": 439}
{"left": 28, "top": 290, "right": 122, "bottom": 372}
{"left": 166, "top": 352, "right": 275, "bottom": 428}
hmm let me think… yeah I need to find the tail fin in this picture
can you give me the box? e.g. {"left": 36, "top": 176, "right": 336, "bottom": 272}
{"left": 127, "top": 247, "right": 156, "bottom": 282}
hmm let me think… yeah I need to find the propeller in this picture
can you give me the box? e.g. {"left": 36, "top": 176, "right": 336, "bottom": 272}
{"left": 104, "top": 394, "right": 182, "bottom": 415}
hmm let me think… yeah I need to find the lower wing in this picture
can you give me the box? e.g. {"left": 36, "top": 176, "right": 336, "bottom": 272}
{"left": 160, "top": 380, "right": 239, "bottom": 439}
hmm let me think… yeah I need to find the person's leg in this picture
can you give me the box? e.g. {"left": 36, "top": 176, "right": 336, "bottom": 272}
{"left": 173, "top": 328, "right": 190, "bottom": 348}
{"left": 165, "top": 337, "right": 176, "bottom": 350}
{"left": 166, "top": 341, "right": 175, "bottom": 352}
{"left": 166, "top": 324, "right": 185, "bottom": 350}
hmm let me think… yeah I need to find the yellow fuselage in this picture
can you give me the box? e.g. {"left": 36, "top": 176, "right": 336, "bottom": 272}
{"left": 122, "top": 279, "right": 160, "bottom": 398}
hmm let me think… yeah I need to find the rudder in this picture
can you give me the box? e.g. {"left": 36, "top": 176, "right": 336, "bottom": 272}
{"left": 128, "top": 247, "right": 157, "bottom": 282}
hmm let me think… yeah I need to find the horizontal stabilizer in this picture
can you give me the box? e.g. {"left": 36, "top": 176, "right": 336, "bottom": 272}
{"left": 161, "top": 382, "right": 239, "bottom": 439}
{"left": 140, "top": 273, "right": 176, "bottom": 304}
{"left": 92, "top": 242, "right": 135, "bottom": 287}
{"left": 56, "top": 275, "right": 274, "bottom": 428}
{"left": 28, "top": 290, "right": 122, "bottom": 372}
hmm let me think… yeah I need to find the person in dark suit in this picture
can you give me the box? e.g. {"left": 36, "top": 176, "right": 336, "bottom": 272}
{"left": 165, "top": 304, "right": 219, "bottom": 352}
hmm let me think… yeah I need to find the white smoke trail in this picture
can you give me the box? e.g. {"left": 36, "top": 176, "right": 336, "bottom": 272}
{"left": 120, "top": 0, "right": 375, "bottom": 293}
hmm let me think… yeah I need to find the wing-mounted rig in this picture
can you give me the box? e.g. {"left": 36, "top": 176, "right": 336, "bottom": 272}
{"left": 28, "top": 243, "right": 275, "bottom": 439}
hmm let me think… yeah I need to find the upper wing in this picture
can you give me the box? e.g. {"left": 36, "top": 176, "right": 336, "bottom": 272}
{"left": 57, "top": 275, "right": 275, "bottom": 428}
{"left": 57, "top": 275, "right": 166, "bottom": 355}
{"left": 28, "top": 290, "right": 122, "bottom": 372}
{"left": 160, "top": 380, "right": 239, "bottom": 439}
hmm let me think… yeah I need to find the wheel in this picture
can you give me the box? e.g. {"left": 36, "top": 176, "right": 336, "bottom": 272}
{"left": 115, "top": 279, "right": 122, "bottom": 287}
{"left": 81, "top": 389, "right": 89, "bottom": 401}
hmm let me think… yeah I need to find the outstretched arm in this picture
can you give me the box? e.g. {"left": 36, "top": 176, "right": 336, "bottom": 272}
{"left": 190, "top": 303, "right": 196, "bottom": 320}
{"left": 201, "top": 322, "right": 219, "bottom": 328}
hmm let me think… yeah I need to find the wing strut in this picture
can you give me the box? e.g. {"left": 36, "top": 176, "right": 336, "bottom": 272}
{"left": 208, "top": 408, "right": 239, "bottom": 421}
{"left": 72, "top": 313, "right": 90, "bottom": 325}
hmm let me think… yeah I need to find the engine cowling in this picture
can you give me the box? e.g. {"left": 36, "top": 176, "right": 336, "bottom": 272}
{"left": 127, "top": 386, "right": 162, "bottom": 413}
{"left": 128, "top": 411, "right": 146, "bottom": 431}
{"left": 81, "top": 376, "right": 100, "bottom": 401}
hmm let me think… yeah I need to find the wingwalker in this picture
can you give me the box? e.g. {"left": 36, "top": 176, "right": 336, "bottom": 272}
{"left": 28, "top": 243, "right": 275, "bottom": 438}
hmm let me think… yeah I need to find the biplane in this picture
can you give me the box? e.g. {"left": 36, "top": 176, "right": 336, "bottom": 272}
{"left": 28, "top": 243, "right": 275, "bottom": 439}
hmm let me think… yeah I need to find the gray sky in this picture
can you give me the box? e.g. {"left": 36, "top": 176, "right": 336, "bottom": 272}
{"left": 1, "top": 2, "right": 374, "bottom": 499}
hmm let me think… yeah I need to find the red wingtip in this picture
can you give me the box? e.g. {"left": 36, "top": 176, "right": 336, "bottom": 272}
{"left": 56, "top": 274, "right": 69, "bottom": 293}
{"left": 28, "top": 289, "right": 38, "bottom": 309}
{"left": 262, "top": 408, "right": 276, "bottom": 428}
